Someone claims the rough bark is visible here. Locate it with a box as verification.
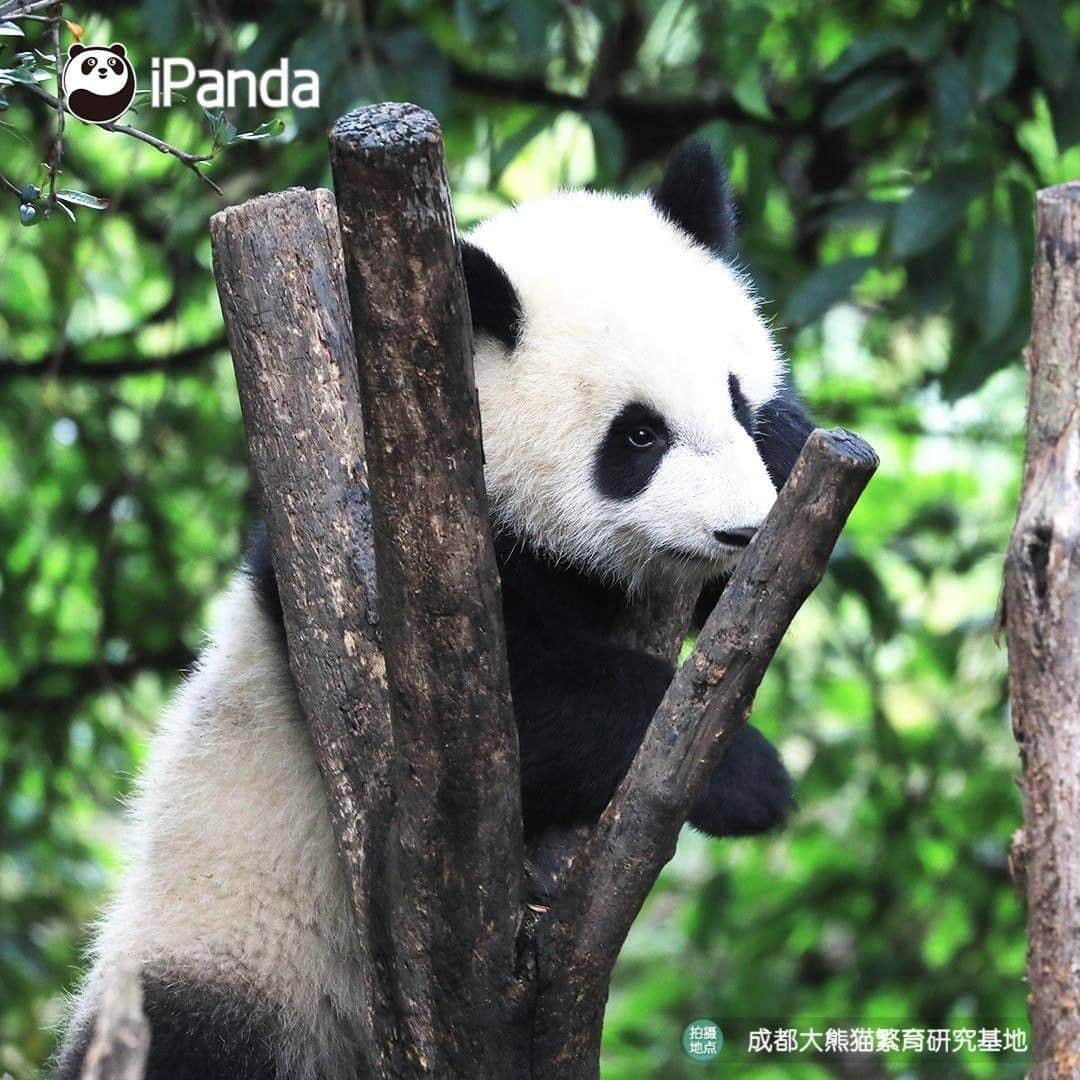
[1005,180,1080,1080]
[328,105,524,1078]
[210,189,400,1076]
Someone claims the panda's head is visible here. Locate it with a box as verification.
[464,141,792,592]
[62,43,136,124]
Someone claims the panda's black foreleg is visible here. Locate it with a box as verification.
[511,636,673,837]
[687,723,795,837]
[509,633,793,839]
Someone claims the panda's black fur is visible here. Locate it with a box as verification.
[54,140,813,1080]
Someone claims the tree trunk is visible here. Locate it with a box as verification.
[329,104,525,1077]
[1006,180,1080,1079]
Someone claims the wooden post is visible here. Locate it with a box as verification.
[329,104,524,1077]
[210,188,401,1076]
[1005,181,1080,1079]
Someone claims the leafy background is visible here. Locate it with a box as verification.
[1,0,1078,1076]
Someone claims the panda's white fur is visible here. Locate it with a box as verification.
[66,578,365,1079]
[59,177,795,1078]
[469,190,782,590]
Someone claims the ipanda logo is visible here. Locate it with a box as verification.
[62,40,319,125]
[62,43,137,124]
[150,57,320,109]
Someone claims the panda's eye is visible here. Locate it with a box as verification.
[82,57,97,73]
[626,427,656,450]
[109,58,121,71]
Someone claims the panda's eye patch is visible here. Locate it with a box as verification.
[82,56,97,73]
[108,57,122,71]
[728,372,754,435]
[594,402,671,500]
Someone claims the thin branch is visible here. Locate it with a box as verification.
[451,61,801,134]
[0,0,60,18]
[0,336,225,379]
[1,646,197,711]
[48,3,63,202]
[19,80,224,195]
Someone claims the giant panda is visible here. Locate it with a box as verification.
[54,140,814,1079]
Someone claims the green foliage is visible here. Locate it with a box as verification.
[2,0,1078,1075]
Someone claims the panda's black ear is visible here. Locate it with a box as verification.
[109,43,127,58]
[651,139,736,256]
[68,43,86,57]
[460,240,521,352]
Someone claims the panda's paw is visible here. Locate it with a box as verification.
[687,724,795,838]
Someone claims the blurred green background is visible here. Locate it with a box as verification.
[2,0,1078,1076]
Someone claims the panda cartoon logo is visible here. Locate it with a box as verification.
[62,42,136,125]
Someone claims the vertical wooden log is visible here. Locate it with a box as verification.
[329,105,524,1077]
[1005,181,1080,1079]
[210,188,401,1076]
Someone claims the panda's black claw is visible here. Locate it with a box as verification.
[687,723,795,838]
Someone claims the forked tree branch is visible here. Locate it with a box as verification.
[528,428,878,1073]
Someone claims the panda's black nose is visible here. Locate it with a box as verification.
[714,527,756,548]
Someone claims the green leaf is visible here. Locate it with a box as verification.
[203,108,227,144]
[969,221,1021,342]
[232,118,285,143]
[54,189,110,210]
[906,3,948,62]
[930,52,972,143]
[823,72,907,129]
[731,63,772,120]
[965,9,1019,101]
[1016,0,1073,90]
[53,199,77,223]
[584,111,624,186]
[904,236,957,315]
[0,53,49,85]
[490,112,551,182]
[891,166,986,258]
[783,257,875,326]
[821,30,909,83]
